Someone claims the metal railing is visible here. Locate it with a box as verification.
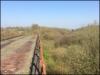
[30,34,46,75]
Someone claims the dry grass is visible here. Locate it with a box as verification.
[1,28,24,41]
[40,24,99,74]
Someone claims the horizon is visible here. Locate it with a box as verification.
[1,23,99,31]
[1,1,99,29]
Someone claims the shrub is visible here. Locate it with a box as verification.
[42,24,99,74]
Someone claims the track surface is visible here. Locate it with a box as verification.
[1,36,24,49]
[1,36,36,74]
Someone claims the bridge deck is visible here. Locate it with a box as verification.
[1,36,37,74]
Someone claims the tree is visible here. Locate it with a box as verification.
[31,24,39,34]
[32,24,39,30]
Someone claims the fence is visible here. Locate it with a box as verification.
[30,34,46,75]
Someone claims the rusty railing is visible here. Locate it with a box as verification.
[30,34,46,75]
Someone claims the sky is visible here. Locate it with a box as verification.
[1,1,99,29]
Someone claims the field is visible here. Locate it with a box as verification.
[40,24,99,74]
[0,23,99,74]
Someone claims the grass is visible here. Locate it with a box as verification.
[1,27,24,41]
[40,24,99,74]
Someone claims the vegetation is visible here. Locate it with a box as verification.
[40,24,99,74]
[1,27,24,41]
[1,23,99,74]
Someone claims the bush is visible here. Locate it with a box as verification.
[42,24,99,74]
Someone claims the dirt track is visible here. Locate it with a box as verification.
[1,41,32,74]
[1,36,36,74]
